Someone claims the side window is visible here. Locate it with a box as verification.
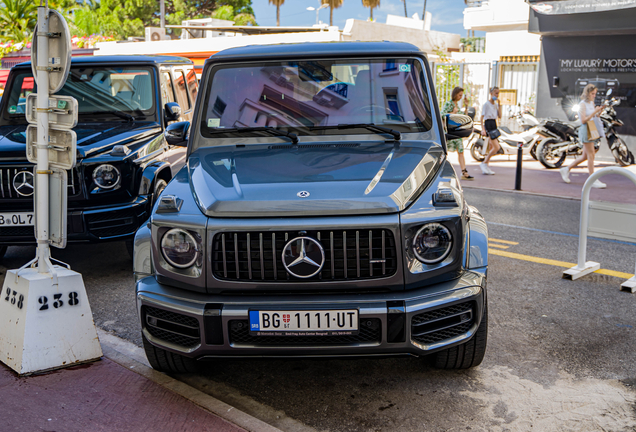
[6,75,35,115]
[185,68,198,104]
[161,71,176,104]
[173,69,191,110]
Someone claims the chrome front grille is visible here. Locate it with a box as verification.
[212,229,398,282]
[0,165,81,199]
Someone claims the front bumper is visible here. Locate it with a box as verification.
[136,270,487,359]
[0,196,150,245]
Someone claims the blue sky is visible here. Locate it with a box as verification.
[251,0,469,36]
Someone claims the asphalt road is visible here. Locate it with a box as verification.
[2,188,636,431]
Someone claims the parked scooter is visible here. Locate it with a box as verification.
[468,120,543,162]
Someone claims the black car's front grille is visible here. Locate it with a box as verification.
[411,302,474,345]
[0,166,81,200]
[0,226,34,237]
[85,208,138,238]
[212,229,398,282]
[229,318,381,346]
[143,306,201,349]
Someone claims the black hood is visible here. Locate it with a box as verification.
[189,141,445,217]
[0,122,162,161]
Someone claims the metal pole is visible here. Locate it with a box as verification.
[160,0,165,28]
[422,0,427,26]
[36,5,50,273]
[514,144,523,190]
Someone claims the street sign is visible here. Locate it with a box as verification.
[30,9,71,94]
[26,125,76,170]
[34,167,67,249]
[26,94,78,129]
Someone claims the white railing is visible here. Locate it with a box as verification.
[563,167,636,292]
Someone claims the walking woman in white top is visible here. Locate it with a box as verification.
[480,87,502,175]
[559,84,607,188]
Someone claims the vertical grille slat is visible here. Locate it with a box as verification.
[212,229,397,282]
[382,231,386,275]
[247,232,252,280]
[343,231,347,280]
[259,233,265,280]
[368,231,373,277]
[221,233,227,278]
[272,233,277,280]
[234,233,239,279]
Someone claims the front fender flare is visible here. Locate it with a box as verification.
[138,161,171,196]
[466,205,488,270]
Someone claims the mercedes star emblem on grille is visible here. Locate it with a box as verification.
[13,171,34,197]
[297,191,310,198]
[282,236,325,278]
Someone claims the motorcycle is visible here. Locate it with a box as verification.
[600,98,635,166]
[536,91,633,168]
[535,118,588,169]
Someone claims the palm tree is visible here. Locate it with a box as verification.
[362,0,380,21]
[268,0,285,27]
[321,0,344,27]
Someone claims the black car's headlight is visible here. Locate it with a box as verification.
[412,223,453,264]
[161,228,200,268]
[92,164,121,189]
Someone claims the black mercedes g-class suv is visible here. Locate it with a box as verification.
[133,42,488,373]
[0,55,198,259]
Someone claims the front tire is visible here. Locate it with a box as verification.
[537,139,567,169]
[470,139,486,162]
[433,304,488,369]
[611,137,633,166]
[142,333,199,373]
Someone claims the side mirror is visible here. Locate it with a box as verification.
[165,121,190,146]
[443,113,473,140]
[165,102,182,123]
[606,88,613,97]
[466,107,476,120]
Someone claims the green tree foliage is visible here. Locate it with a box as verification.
[0,0,256,43]
[0,0,38,43]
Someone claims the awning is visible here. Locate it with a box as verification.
[0,69,9,87]
[528,0,636,15]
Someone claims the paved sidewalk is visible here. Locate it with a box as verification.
[0,333,283,432]
[449,152,636,204]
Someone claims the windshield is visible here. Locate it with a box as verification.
[1,66,156,125]
[199,57,433,140]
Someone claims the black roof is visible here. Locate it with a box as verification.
[206,41,423,64]
[14,54,192,69]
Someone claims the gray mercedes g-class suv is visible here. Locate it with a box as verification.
[133,41,488,373]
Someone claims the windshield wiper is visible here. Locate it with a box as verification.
[206,126,298,144]
[84,111,135,122]
[311,124,401,141]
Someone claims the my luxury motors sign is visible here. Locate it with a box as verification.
[528,0,636,14]
[560,58,636,73]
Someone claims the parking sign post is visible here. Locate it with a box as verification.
[0,4,102,375]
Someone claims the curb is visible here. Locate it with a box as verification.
[97,329,284,432]
[461,184,582,201]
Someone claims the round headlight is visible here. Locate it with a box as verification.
[93,164,121,189]
[413,223,453,264]
[161,228,199,268]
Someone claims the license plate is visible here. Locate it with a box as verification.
[0,212,34,226]
[249,309,359,336]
